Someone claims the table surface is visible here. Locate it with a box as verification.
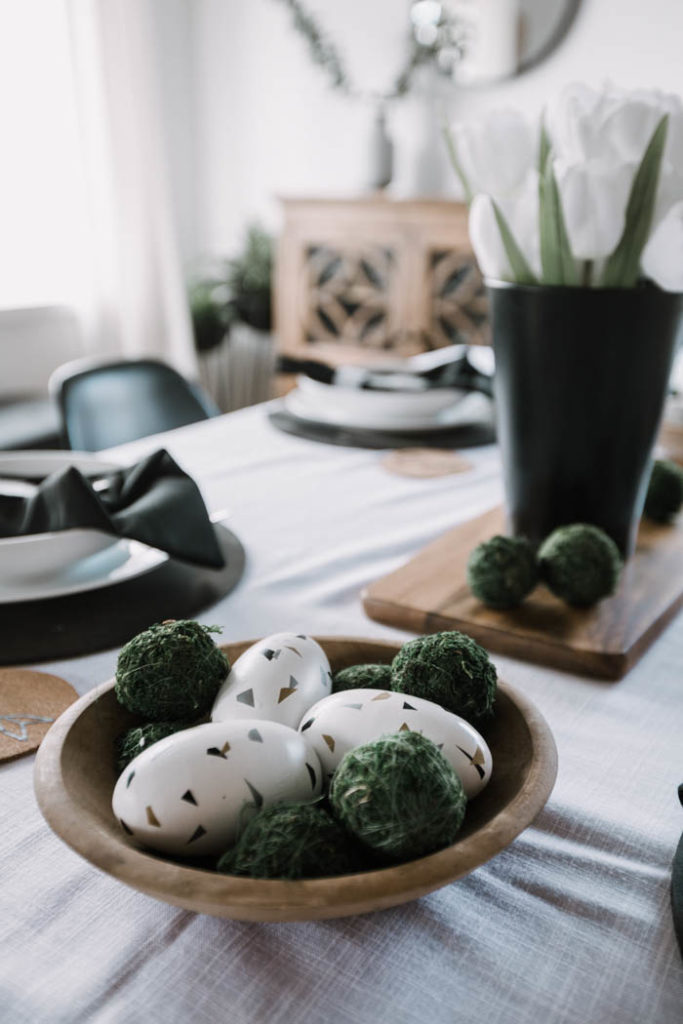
[2,402,682,1024]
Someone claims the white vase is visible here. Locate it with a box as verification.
[389,67,457,199]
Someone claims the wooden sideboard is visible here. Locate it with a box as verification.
[274,197,489,367]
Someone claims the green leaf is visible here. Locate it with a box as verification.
[491,200,539,285]
[601,114,669,288]
[538,120,551,177]
[539,159,579,285]
[442,122,473,204]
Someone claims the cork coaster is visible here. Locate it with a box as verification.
[381,448,473,478]
[0,669,78,763]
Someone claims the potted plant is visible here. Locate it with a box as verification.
[445,85,683,557]
[223,224,273,333]
[188,225,275,411]
[188,279,231,354]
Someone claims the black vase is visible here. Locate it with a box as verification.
[488,281,683,557]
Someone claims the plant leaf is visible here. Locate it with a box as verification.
[539,160,579,285]
[491,200,539,285]
[538,120,551,177]
[442,122,473,204]
[601,114,669,287]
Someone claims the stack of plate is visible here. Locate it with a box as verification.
[0,452,168,602]
[284,375,493,434]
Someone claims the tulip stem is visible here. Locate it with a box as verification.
[582,261,593,287]
[442,121,473,205]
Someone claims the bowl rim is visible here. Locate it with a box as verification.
[296,374,466,403]
[0,527,117,551]
[34,636,558,921]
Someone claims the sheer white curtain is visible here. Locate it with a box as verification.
[68,0,198,378]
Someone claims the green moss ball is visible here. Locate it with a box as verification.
[216,802,361,879]
[333,663,392,693]
[467,534,538,609]
[644,459,683,523]
[538,524,622,607]
[329,731,467,862]
[114,720,192,774]
[114,620,229,720]
[391,631,497,723]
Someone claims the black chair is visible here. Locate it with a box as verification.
[50,357,220,451]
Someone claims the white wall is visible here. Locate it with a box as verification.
[150,0,198,267]
[178,0,683,261]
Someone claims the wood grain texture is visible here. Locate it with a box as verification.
[362,507,683,680]
[274,197,485,356]
[33,637,557,922]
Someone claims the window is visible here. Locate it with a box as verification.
[0,0,88,311]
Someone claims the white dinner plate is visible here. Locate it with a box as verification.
[0,537,168,603]
[295,375,469,425]
[284,386,492,432]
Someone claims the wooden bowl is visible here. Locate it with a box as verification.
[34,637,558,922]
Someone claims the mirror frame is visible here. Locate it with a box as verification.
[517,0,583,76]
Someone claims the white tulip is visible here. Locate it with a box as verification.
[544,83,619,163]
[451,82,683,287]
[469,194,511,280]
[469,172,540,282]
[553,157,634,260]
[654,162,683,226]
[641,200,683,291]
[450,108,534,198]
[545,82,682,167]
[601,91,683,166]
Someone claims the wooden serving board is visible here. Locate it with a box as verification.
[362,507,683,680]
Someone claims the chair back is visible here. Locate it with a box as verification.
[51,358,219,451]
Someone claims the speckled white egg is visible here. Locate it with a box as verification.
[112,719,323,857]
[211,632,332,729]
[299,688,492,798]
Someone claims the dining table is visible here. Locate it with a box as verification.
[1,399,682,1024]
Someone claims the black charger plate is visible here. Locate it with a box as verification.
[268,410,496,450]
[1,525,245,665]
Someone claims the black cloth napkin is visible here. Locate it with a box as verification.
[276,346,494,397]
[0,449,225,569]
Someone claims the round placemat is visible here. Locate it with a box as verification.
[1,525,245,666]
[0,669,78,762]
[381,448,473,478]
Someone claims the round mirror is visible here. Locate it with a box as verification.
[410,0,582,85]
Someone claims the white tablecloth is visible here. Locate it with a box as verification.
[2,403,682,1023]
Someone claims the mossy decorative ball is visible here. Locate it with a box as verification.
[333,663,392,693]
[391,631,497,723]
[114,620,229,720]
[644,459,683,523]
[216,802,362,879]
[329,731,467,862]
[467,534,538,609]
[114,720,192,774]
[538,524,622,607]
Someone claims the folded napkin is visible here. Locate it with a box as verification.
[0,449,225,569]
[277,345,494,397]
